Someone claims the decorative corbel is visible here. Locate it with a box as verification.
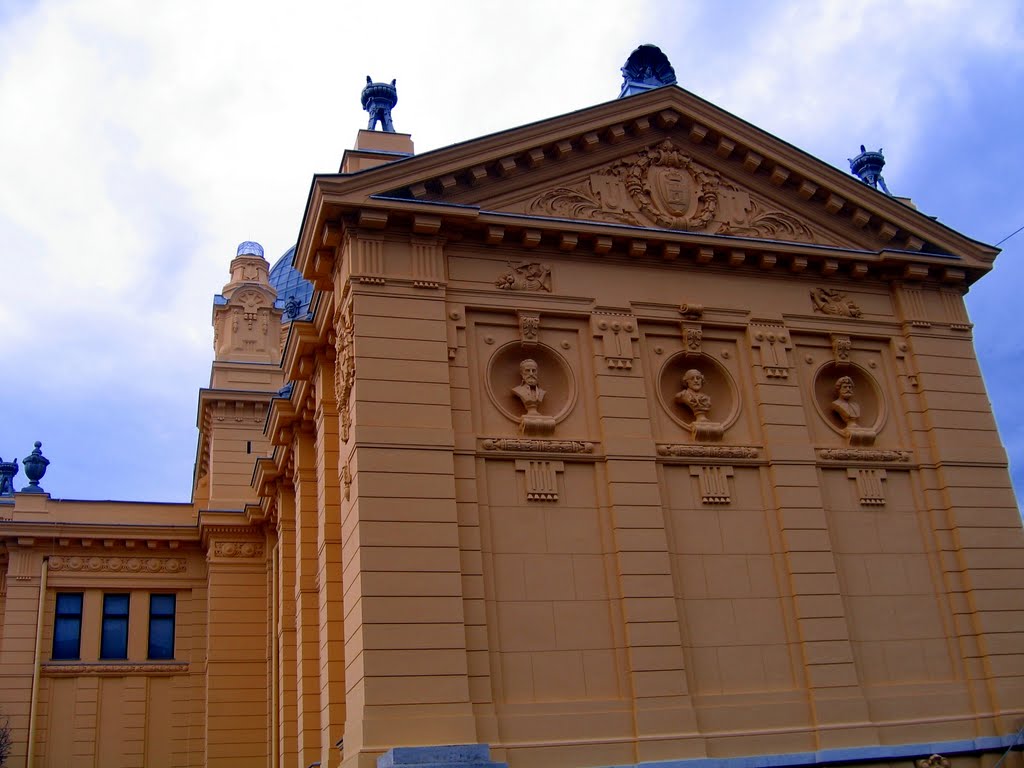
[831,334,852,368]
[518,310,540,348]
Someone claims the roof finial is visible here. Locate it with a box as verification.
[21,441,49,494]
[848,145,892,195]
[362,76,398,132]
[619,44,677,98]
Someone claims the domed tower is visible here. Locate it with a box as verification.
[195,241,289,509]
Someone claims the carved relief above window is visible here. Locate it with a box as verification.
[528,140,823,243]
[495,261,551,292]
[810,288,862,318]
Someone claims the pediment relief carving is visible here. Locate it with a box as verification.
[525,140,835,246]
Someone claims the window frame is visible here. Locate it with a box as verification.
[147,593,176,660]
[99,593,130,660]
[52,592,84,660]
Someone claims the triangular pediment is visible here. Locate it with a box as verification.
[306,86,996,276]
[483,139,847,248]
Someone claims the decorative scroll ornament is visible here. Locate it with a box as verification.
[334,303,355,442]
[496,262,551,292]
[530,141,820,242]
[48,555,187,574]
[916,756,950,768]
[482,438,594,453]
[811,288,862,318]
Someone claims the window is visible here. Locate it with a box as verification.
[148,593,176,660]
[52,592,83,660]
[100,593,130,659]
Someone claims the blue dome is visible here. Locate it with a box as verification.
[269,246,314,322]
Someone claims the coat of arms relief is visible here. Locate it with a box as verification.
[529,140,829,245]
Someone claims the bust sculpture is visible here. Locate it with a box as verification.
[674,368,723,440]
[512,359,555,436]
[831,375,876,445]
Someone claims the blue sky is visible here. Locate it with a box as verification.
[1,1,1022,505]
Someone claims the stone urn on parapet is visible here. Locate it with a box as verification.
[361,76,398,132]
[512,359,556,436]
[21,441,49,494]
[675,369,724,441]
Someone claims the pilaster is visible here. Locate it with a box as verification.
[592,321,699,764]
[748,319,875,747]
[203,522,270,766]
[341,285,476,768]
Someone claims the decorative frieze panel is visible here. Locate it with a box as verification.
[43,662,190,677]
[591,312,638,369]
[818,448,910,463]
[350,234,386,283]
[848,468,886,506]
[482,438,594,454]
[411,239,445,288]
[690,465,734,504]
[211,541,264,559]
[515,459,563,502]
[48,555,187,574]
[940,289,971,330]
[898,285,931,327]
[657,444,758,459]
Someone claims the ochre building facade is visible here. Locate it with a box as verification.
[2,76,1023,768]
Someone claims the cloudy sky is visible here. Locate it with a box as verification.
[2,0,1022,505]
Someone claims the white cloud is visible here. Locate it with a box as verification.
[1,0,1022,502]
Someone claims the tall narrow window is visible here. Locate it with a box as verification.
[100,593,130,659]
[148,593,176,660]
[52,592,83,660]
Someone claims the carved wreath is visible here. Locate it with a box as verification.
[624,141,720,230]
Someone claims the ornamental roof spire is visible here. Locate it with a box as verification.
[619,44,677,98]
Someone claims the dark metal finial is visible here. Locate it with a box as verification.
[0,455,17,496]
[361,76,398,132]
[21,441,49,494]
[848,145,892,195]
[619,44,677,98]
